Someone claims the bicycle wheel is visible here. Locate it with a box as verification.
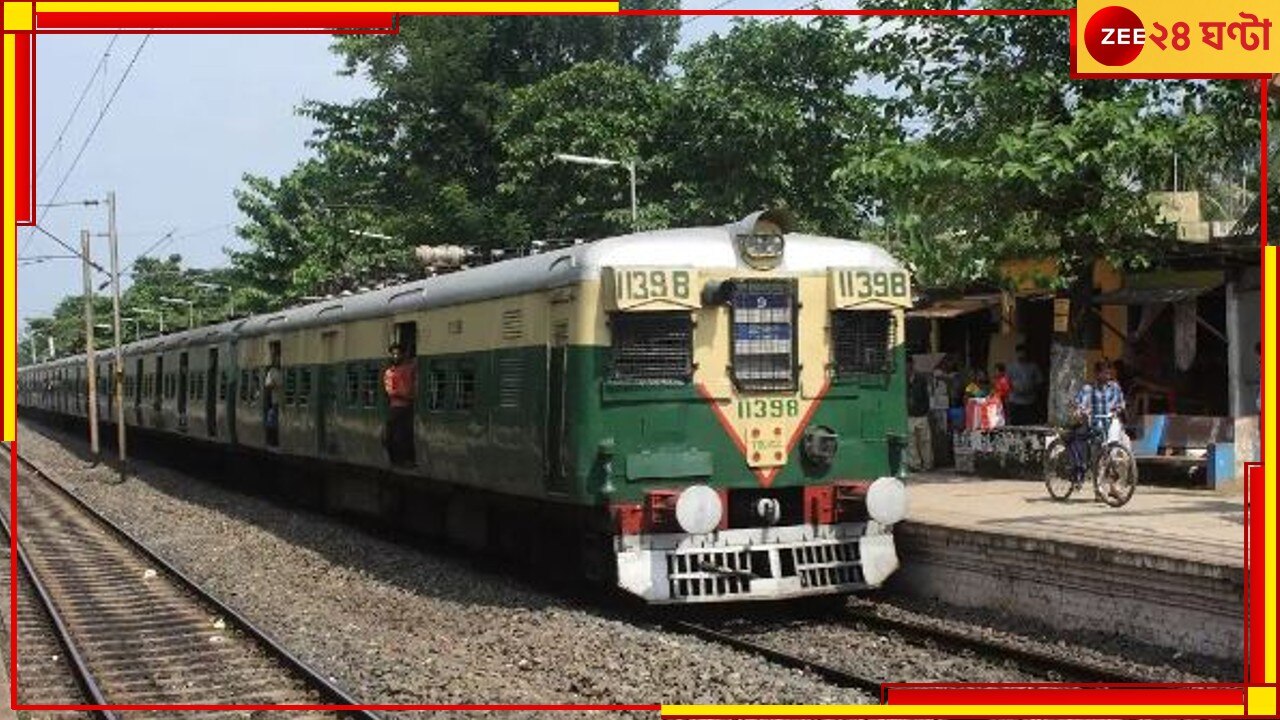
[1043,437,1076,501]
[1094,443,1138,508]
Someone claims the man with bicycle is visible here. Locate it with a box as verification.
[1068,360,1127,493]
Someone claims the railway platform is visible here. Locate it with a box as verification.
[891,472,1245,666]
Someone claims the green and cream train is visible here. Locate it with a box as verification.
[17,211,911,603]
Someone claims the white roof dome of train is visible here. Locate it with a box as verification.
[22,215,905,357]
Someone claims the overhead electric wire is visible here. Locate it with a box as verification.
[30,225,107,275]
[680,0,742,28]
[23,34,150,258]
[40,35,150,218]
[35,35,120,179]
[100,222,234,291]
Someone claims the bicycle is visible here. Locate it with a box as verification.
[1043,413,1138,508]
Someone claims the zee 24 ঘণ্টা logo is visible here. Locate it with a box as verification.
[1083,4,1272,67]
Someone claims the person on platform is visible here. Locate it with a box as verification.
[964,368,990,399]
[1006,345,1043,425]
[382,342,417,467]
[1067,360,1126,491]
[992,363,1012,406]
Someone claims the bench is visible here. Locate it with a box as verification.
[1129,415,1236,488]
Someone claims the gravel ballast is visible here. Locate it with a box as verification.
[11,419,1231,718]
[13,423,875,713]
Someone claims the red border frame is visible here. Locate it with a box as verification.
[3,3,1271,716]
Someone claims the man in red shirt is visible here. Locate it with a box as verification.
[383,342,416,467]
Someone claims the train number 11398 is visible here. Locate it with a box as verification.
[831,268,910,307]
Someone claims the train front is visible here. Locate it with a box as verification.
[587,211,911,603]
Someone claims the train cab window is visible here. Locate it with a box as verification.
[832,310,895,377]
[730,280,797,392]
[608,312,693,385]
[250,369,262,404]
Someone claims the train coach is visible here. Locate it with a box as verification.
[18,210,912,603]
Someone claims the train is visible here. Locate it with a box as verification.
[17,210,911,604]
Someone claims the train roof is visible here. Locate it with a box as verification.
[20,225,903,369]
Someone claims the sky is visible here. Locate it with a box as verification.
[16,1,846,325]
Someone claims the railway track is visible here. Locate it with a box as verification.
[0,443,379,718]
[665,619,885,697]
[666,601,1154,697]
[840,605,1151,684]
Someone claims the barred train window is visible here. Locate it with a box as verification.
[609,312,692,385]
[428,367,448,411]
[284,369,297,406]
[832,310,895,376]
[454,365,476,410]
[361,365,379,408]
[346,365,360,406]
[298,369,312,407]
[731,280,797,391]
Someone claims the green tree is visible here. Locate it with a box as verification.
[231,5,680,298]
[662,16,895,232]
[498,61,672,240]
[856,0,1245,417]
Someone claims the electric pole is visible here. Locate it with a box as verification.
[108,191,127,475]
[82,230,99,458]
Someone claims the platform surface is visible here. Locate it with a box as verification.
[904,472,1245,569]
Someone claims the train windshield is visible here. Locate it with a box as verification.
[730,279,797,392]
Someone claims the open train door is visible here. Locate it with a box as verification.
[206,347,218,437]
[317,329,341,455]
[544,316,570,494]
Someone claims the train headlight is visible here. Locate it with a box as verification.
[675,484,723,535]
[732,208,793,270]
[865,476,908,526]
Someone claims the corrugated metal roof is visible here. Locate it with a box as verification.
[906,294,1001,319]
[1092,286,1216,305]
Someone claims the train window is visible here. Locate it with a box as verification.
[427,365,448,411]
[298,368,312,408]
[239,371,249,402]
[730,280,797,392]
[361,364,379,408]
[346,364,360,406]
[284,369,297,406]
[832,311,895,376]
[608,312,693,385]
[251,369,262,404]
[454,365,476,410]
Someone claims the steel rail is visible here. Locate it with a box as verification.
[2,443,382,719]
[843,608,1153,684]
[0,499,117,719]
[665,619,885,697]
